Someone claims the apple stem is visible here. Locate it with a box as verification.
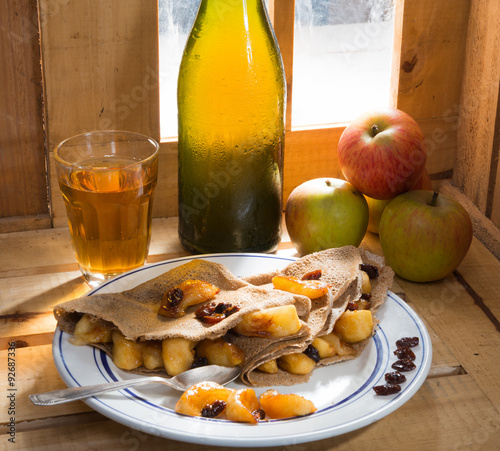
[325,180,332,187]
[371,124,379,136]
[430,191,439,207]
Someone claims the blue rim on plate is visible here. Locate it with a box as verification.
[52,253,432,447]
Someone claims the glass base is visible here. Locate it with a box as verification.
[79,264,144,288]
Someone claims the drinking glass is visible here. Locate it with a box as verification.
[54,130,159,287]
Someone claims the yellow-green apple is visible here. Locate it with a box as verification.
[365,196,390,234]
[285,178,368,256]
[365,167,433,233]
[337,108,427,200]
[379,191,472,282]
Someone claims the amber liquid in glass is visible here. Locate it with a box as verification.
[58,158,157,280]
[177,0,286,253]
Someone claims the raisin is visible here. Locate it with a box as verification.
[360,263,379,279]
[373,384,401,396]
[304,344,320,363]
[302,270,322,280]
[164,287,184,307]
[200,400,227,418]
[361,293,372,301]
[392,358,416,372]
[346,302,359,311]
[396,337,419,348]
[394,346,416,361]
[195,302,240,324]
[252,409,266,421]
[191,356,208,369]
[385,371,407,384]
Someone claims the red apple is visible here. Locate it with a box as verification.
[379,191,472,282]
[411,167,432,190]
[285,178,369,256]
[337,108,427,200]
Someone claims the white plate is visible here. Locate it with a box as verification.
[53,253,432,447]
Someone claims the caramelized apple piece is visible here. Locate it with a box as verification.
[232,305,302,338]
[158,280,220,318]
[259,389,317,419]
[112,330,143,370]
[141,340,163,370]
[196,338,245,367]
[225,389,262,424]
[257,359,279,374]
[333,309,374,343]
[320,332,356,356]
[175,381,234,417]
[272,275,329,299]
[162,337,197,376]
[71,313,112,345]
[361,271,371,294]
[277,352,316,375]
[311,336,336,359]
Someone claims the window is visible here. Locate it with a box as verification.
[158,0,395,138]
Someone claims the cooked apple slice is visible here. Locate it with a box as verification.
[257,359,279,374]
[319,332,356,356]
[141,340,163,370]
[158,280,220,318]
[361,270,371,294]
[277,352,316,375]
[232,304,301,338]
[259,389,317,419]
[196,338,245,367]
[311,336,336,359]
[112,330,143,370]
[175,381,234,417]
[225,389,262,423]
[333,309,374,343]
[71,313,112,345]
[272,275,329,299]
[162,337,197,376]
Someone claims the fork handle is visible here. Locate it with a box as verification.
[29,377,165,406]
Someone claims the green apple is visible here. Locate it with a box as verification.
[379,190,472,282]
[285,178,369,256]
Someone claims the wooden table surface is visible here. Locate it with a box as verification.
[1,217,499,450]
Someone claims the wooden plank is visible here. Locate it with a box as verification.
[6,375,500,450]
[454,0,500,219]
[38,0,160,227]
[0,0,48,219]
[394,0,470,120]
[268,0,295,132]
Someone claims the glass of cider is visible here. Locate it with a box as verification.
[54,130,159,287]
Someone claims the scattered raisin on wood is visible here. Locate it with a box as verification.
[304,344,321,363]
[301,270,322,280]
[201,400,227,418]
[373,384,401,396]
[391,358,416,372]
[394,346,416,361]
[396,337,419,348]
[359,263,379,279]
[385,371,407,384]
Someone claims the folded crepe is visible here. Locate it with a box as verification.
[54,259,313,378]
[53,247,394,387]
[239,247,394,386]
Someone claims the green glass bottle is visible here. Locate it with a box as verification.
[177,0,286,253]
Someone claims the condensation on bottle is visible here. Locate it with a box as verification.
[177,0,286,253]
